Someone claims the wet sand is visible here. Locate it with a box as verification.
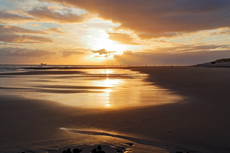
[1,67,230,152]
[130,67,230,152]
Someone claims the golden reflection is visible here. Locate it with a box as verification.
[15,69,183,109]
[104,84,111,108]
[104,78,114,87]
[105,89,112,93]
[93,78,123,88]
[105,103,111,107]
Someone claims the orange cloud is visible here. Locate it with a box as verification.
[108,33,139,45]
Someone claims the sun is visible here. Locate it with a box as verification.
[93,37,127,55]
[85,29,128,55]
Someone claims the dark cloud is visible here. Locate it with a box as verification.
[92,49,116,55]
[41,0,230,38]
[0,24,48,35]
[0,9,33,22]
[108,33,139,45]
[0,34,53,43]
[28,7,90,23]
[62,50,84,57]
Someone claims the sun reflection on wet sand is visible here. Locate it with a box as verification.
[0,68,184,153]
[0,69,183,109]
[105,103,111,107]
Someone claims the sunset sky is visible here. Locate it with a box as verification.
[1,0,230,65]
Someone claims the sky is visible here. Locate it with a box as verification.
[0,0,230,65]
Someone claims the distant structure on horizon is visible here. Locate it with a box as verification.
[41,63,46,66]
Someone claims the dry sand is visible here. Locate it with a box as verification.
[1,67,230,153]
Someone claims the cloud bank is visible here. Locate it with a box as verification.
[41,0,230,38]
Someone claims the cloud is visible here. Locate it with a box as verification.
[153,44,230,53]
[138,33,177,39]
[0,47,55,58]
[114,45,230,65]
[0,9,33,22]
[45,27,66,34]
[0,34,53,43]
[28,7,90,23]
[92,49,116,55]
[30,24,40,27]
[0,24,56,44]
[114,50,230,66]
[46,27,65,34]
[123,50,133,55]
[62,50,84,57]
[41,0,230,38]
[208,28,230,36]
[108,33,139,45]
[0,24,48,35]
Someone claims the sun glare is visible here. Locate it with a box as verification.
[95,40,126,53]
[91,34,127,54]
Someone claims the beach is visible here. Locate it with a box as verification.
[0,66,230,153]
